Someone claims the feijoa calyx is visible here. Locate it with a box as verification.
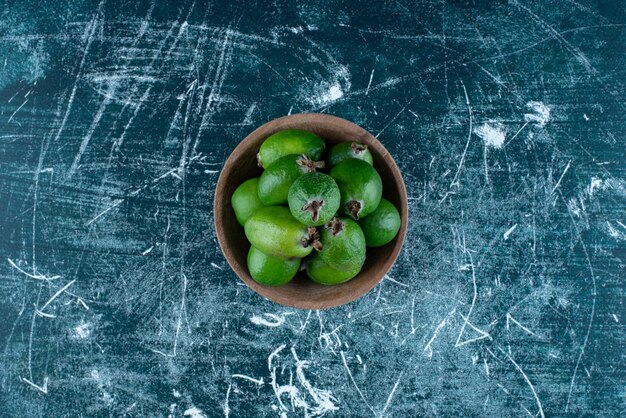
[327,142,374,168]
[330,158,383,220]
[231,177,264,226]
[247,246,300,286]
[257,130,325,169]
[288,172,340,226]
[258,154,325,206]
[244,206,321,259]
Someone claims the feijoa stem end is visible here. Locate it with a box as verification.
[351,142,367,155]
[302,200,324,222]
[325,217,344,236]
[347,200,361,220]
[302,227,323,251]
[296,155,325,172]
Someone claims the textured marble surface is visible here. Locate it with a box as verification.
[0,0,624,416]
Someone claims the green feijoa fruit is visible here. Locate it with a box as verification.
[305,252,361,285]
[247,246,300,286]
[244,206,321,258]
[330,158,383,220]
[358,198,401,247]
[288,173,340,226]
[258,154,325,206]
[231,177,264,226]
[258,130,325,169]
[318,217,366,270]
[327,142,374,168]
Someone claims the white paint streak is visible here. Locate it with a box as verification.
[524,101,551,127]
[291,347,339,415]
[250,313,285,328]
[317,83,343,104]
[52,7,101,144]
[455,242,491,348]
[232,374,264,385]
[375,98,413,138]
[267,344,337,416]
[606,221,626,240]
[365,69,374,95]
[455,313,492,347]
[384,274,409,288]
[86,199,124,226]
[564,196,598,413]
[550,160,571,196]
[242,102,256,124]
[503,224,518,240]
[8,99,28,124]
[340,351,375,414]
[268,345,288,411]
[40,279,76,311]
[474,122,506,149]
[7,259,60,281]
[35,310,56,319]
[449,81,472,188]
[506,313,538,337]
[183,407,206,418]
[424,308,456,358]
[499,347,545,418]
[68,85,115,178]
[114,86,153,151]
[224,384,232,418]
[151,274,187,357]
[381,370,404,416]
[191,28,234,158]
[74,322,91,339]
[587,177,603,196]
[305,63,351,107]
[22,376,48,394]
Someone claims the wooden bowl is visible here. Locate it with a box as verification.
[214,113,408,309]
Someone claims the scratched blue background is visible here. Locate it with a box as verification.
[1,0,624,416]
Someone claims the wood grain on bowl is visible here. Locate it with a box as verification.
[214,113,408,309]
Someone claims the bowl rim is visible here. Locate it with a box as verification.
[214,112,408,309]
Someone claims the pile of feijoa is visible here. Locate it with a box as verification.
[231,129,401,286]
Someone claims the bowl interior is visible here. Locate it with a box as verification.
[214,113,407,309]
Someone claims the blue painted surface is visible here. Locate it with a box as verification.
[0,0,624,416]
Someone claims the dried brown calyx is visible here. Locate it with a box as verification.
[302,200,324,222]
[351,142,368,155]
[325,217,344,236]
[302,227,323,251]
[346,200,362,220]
[296,155,325,172]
